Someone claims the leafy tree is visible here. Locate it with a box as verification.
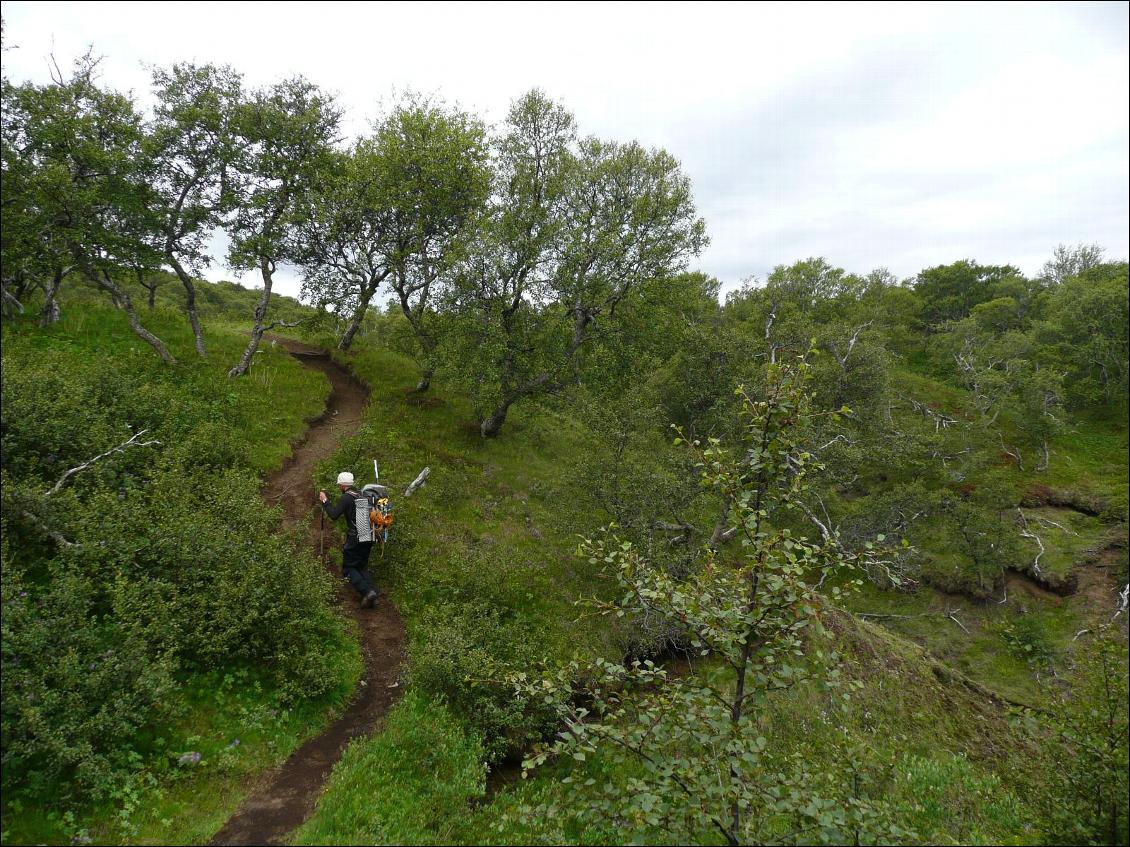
[935,317,1019,426]
[1033,624,1129,845]
[146,62,243,355]
[225,77,341,377]
[1010,361,1065,471]
[297,95,489,368]
[970,296,1021,335]
[1043,262,1129,411]
[1040,242,1106,286]
[515,358,899,845]
[914,259,1023,326]
[942,475,1022,598]
[2,52,174,360]
[445,90,707,436]
[726,259,853,366]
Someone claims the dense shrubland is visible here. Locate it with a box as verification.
[0,295,360,842]
[3,33,1128,847]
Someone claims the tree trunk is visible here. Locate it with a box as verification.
[1037,438,1050,472]
[228,258,274,378]
[415,365,435,393]
[479,403,511,438]
[39,267,65,326]
[478,372,554,438]
[339,273,390,351]
[168,256,207,356]
[709,495,739,550]
[338,302,368,351]
[136,267,157,310]
[94,271,176,364]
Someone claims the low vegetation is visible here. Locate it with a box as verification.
[1,32,1127,847]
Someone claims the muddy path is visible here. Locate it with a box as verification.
[210,339,406,846]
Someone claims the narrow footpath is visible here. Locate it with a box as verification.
[211,339,406,846]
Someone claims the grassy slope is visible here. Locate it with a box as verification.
[7,290,1121,844]
[292,341,618,845]
[846,368,1128,704]
[0,287,362,846]
[290,339,1125,845]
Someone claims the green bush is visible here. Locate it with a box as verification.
[410,598,556,764]
[994,615,1056,665]
[893,752,1026,842]
[0,325,348,806]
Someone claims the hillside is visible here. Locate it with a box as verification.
[284,339,1126,846]
[3,50,1129,844]
[1,285,360,845]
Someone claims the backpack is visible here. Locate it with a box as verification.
[361,483,394,545]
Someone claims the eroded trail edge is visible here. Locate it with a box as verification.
[210,339,406,846]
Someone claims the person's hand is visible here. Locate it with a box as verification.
[318,490,327,504]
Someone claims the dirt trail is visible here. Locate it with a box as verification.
[211,339,406,846]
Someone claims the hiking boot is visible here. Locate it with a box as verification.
[362,590,379,609]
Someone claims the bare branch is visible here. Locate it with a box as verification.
[47,428,162,497]
[20,509,78,548]
[909,398,957,432]
[1030,513,1077,536]
[262,317,308,333]
[403,466,430,497]
[945,607,970,633]
[1015,507,1045,577]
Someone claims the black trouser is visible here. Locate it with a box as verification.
[342,541,376,598]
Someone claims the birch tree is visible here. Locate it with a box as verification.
[447,90,706,437]
[146,62,243,355]
[515,360,901,845]
[296,96,489,370]
[226,77,340,378]
[2,52,174,361]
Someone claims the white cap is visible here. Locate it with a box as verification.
[336,471,354,485]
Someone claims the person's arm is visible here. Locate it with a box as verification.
[322,492,349,519]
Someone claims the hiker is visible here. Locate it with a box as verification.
[319,471,380,608]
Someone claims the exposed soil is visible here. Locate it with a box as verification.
[210,339,406,846]
[1003,569,1065,604]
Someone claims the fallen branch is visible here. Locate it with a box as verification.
[263,317,308,333]
[997,433,1023,470]
[815,433,853,453]
[1015,508,1045,577]
[47,428,162,496]
[944,607,970,633]
[403,467,430,497]
[1030,514,1077,536]
[909,398,957,432]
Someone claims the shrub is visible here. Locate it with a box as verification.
[411,598,556,764]
[0,330,349,805]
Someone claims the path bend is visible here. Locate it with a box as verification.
[210,338,406,846]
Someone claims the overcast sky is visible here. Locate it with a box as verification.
[3,1,1127,298]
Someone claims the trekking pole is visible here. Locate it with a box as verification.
[319,505,324,561]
